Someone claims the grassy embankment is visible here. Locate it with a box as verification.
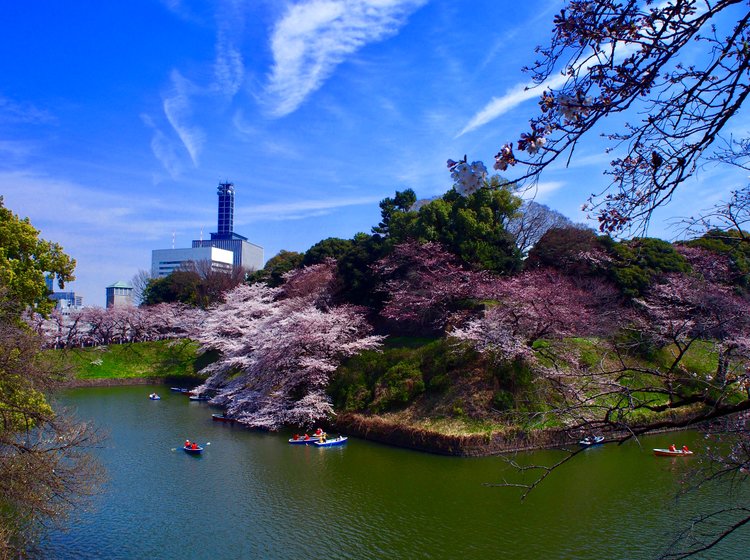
[46,339,213,386]
[50,336,733,448]
[329,335,731,442]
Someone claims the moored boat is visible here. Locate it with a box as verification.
[579,435,604,446]
[653,448,694,457]
[212,413,236,423]
[189,395,209,401]
[314,436,348,447]
[149,393,161,400]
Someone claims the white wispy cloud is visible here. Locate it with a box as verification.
[0,171,200,238]
[459,5,670,138]
[213,1,246,97]
[141,114,185,179]
[163,70,205,165]
[0,140,34,164]
[517,180,566,202]
[264,0,428,117]
[0,95,55,125]
[458,74,567,137]
[237,195,382,222]
[214,36,245,97]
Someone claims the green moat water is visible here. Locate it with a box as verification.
[40,385,749,559]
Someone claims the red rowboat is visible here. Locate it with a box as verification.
[653,448,693,457]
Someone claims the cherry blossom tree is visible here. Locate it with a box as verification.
[446,157,488,197]
[374,241,492,332]
[194,279,382,430]
[486,0,750,234]
[452,268,622,361]
[279,258,338,308]
[674,244,735,286]
[486,269,750,558]
[635,274,750,388]
[29,302,204,349]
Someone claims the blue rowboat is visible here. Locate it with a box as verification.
[579,435,604,446]
[314,436,348,447]
[189,395,209,401]
[149,394,161,400]
[183,445,203,455]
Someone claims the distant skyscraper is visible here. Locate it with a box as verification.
[192,181,263,271]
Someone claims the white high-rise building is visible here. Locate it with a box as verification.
[151,246,235,278]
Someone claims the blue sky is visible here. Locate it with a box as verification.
[1,0,745,307]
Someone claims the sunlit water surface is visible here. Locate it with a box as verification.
[39,385,750,559]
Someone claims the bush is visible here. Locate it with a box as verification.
[371,362,425,412]
[492,390,515,411]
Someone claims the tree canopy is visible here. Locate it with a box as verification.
[0,197,75,316]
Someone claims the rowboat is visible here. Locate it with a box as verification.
[653,448,693,457]
[149,393,161,400]
[211,414,236,423]
[579,435,604,446]
[314,436,348,447]
[189,395,209,401]
[170,387,186,392]
[183,445,203,455]
[288,436,323,445]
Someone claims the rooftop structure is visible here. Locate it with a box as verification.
[106,281,133,308]
[192,181,263,271]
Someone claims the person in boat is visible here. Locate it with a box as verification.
[293,434,300,441]
[315,427,323,436]
[185,439,191,448]
[191,442,198,450]
[669,443,677,452]
[304,434,310,441]
[682,445,689,452]
[320,434,327,443]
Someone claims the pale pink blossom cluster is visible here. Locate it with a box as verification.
[555,92,593,122]
[493,144,516,171]
[636,274,750,385]
[194,266,383,430]
[446,158,487,196]
[452,269,619,363]
[374,241,492,330]
[28,302,203,348]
